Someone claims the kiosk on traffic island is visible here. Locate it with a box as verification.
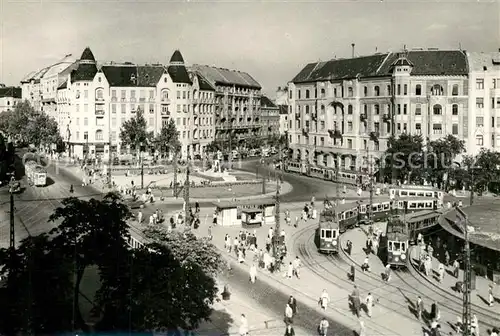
[213,199,276,227]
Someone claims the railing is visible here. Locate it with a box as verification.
[130,98,137,103]
[95,110,105,116]
[161,110,170,116]
[161,98,171,104]
[96,97,105,102]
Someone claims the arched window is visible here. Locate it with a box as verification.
[348,87,353,97]
[95,130,103,140]
[431,84,444,96]
[415,84,422,96]
[161,89,169,100]
[320,88,326,98]
[363,105,368,114]
[348,105,353,114]
[320,105,325,114]
[433,104,442,115]
[305,105,310,114]
[452,85,459,96]
[305,90,310,98]
[452,104,458,115]
[95,88,104,100]
[374,104,380,114]
[363,86,368,97]
[374,86,380,96]
[476,135,484,146]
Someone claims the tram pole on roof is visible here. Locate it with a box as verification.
[273,177,281,260]
[456,206,472,336]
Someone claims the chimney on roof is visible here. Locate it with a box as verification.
[351,43,355,58]
[375,46,378,53]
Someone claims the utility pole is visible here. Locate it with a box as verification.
[457,206,472,336]
[9,176,15,250]
[184,159,190,222]
[469,167,475,206]
[173,150,178,198]
[368,146,374,224]
[108,134,113,188]
[273,179,281,260]
[140,143,144,189]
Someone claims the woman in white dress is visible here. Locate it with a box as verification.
[238,249,245,263]
[249,263,257,283]
[319,289,330,311]
[239,314,248,336]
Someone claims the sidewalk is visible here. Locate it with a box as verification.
[196,278,309,336]
[407,246,499,312]
[189,214,428,336]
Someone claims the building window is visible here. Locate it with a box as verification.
[297,90,301,99]
[432,124,442,134]
[348,87,353,97]
[83,131,88,140]
[149,104,154,114]
[476,117,484,127]
[452,124,458,135]
[111,118,117,127]
[415,104,422,115]
[415,84,422,96]
[95,130,103,140]
[364,86,368,97]
[84,104,88,113]
[320,105,325,114]
[374,86,380,96]
[415,123,421,134]
[397,104,401,115]
[403,104,407,115]
[177,91,181,99]
[149,118,154,126]
[305,90,310,98]
[96,117,104,126]
[363,105,368,114]
[84,90,88,99]
[397,84,401,95]
[305,106,310,114]
[387,85,391,95]
[476,79,484,90]
[96,89,103,100]
[433,104,442,115]
[121,104,126,114]
[347,122,353,132]
[320,88,325,98]
[452,104,458,115]
[476,135,483,146]
[347,139,353,149]
[84,117,88,126]
[374,104,380,115]
[476,98,484,108]
[404,84,408,95]
[333,88,337,97]
[348,105,353,114]
[452,85,459,96]
[112,104,117,114]
[431,84,444,96]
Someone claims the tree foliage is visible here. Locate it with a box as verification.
[0,192,220,334]
[381,134,423,183]
[25,113,63,148]
[143,225,225,275]
[423,135,465,188]
[119,107,152,151]
[0,234,74,335]
[154,118,181,156]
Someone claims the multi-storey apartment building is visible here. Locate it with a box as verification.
[274,86,290,137]
[21,54,76,115]
[288,49,469,171]
[260,96,280,140]
[466,51,500,155]
[189,72,216,155]
[0,86,22,114]
[190,65,262,150]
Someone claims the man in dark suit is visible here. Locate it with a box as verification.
[287,295,297,316]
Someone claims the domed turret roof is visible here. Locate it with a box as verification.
[170,50,185,64]
[80,47,96,62]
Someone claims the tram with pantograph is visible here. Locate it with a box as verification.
[315,209,340,254]
[285,161,370,186]
[384,215,409,268]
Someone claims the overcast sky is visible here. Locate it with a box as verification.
[0,0,498,97]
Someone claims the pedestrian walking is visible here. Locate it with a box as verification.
[471,314,479,336]
[346,240,353,255]
[249,263,257,283]
[438,263,445,283]
[351,263,356,282]
[453,259,460,278]
[239,314,249,336]
[361,256,370,272]
[292,256,301,279]
[488,284,494,307]
[319,289,330,311]
[445,250,450,266]
[284,324,295,336]
[318,318,329,336]
[294,216,299,228]
[384,264,391,281]
[351,286,361,317]
[238,249,245,263]
[288,295,297,316]
[416,296,424,320]
[365,292,373,317]
[137,210,143,224]
[431,301,440,322]
[284,304,293,324]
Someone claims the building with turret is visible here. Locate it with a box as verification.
[288,49,469,171]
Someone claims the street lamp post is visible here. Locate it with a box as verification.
[184,158,191,222]
[66,123,72,159]
[139,142,145,189]
[272,179,281,261]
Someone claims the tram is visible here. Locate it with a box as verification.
[25,159,47,187]
[316,219,339,254]
[384,215,409,267]
[404,209,442,244]
[284,161,369,186]
[389,185,444,202]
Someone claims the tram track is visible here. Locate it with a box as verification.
[292,224,415,336]
[335,232,500,330]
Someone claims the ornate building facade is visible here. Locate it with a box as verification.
[259,96,280,141]
[190,65,262,150]
[288,49,469,171]
[0,86,22,114]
